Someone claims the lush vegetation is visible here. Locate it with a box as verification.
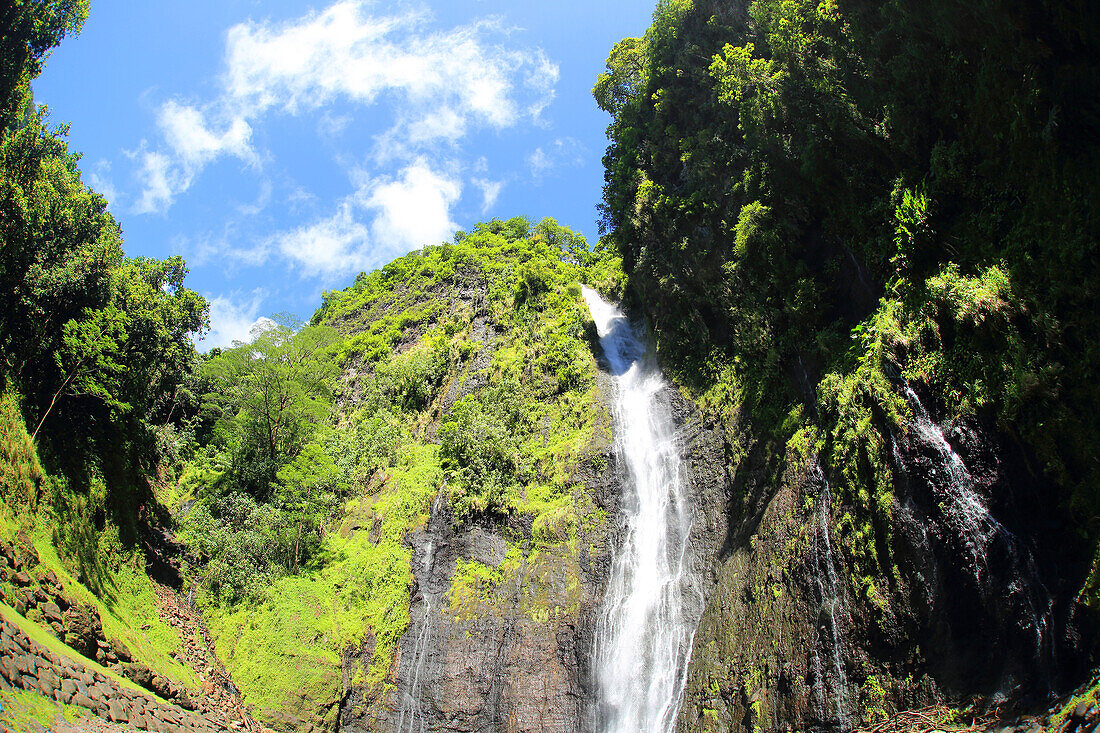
[595,0,1099,600]
[164,216,620,729]
[0,0,208,711]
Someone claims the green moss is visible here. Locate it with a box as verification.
[0,603,149,696]
[0,687,91,730]
[860,675,888,723]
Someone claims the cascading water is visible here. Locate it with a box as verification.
[903,387,1054,681]
[582,286,702,733]
[396,491,444,733]
[809,473,851,729]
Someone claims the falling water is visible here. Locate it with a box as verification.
[903,387,1053,674]
[809,473,851,729]
[396,491,444,733]
[582,286,701,733]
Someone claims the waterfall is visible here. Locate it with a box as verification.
[582,286,702,733]
[809,473,851,729]
[903,387,1053,680]
[396,491,444,733]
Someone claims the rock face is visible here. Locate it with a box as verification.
[676,384,1091,732]
[339,353,730,732]
[339,372,620,733]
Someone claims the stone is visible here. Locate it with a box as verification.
[0,655,18,682]
[12,570,31,586]
[107,697,130,723]
[61,677,78,697]
[41,601,63,624]
[1077,703,1096,721]
[124,660,152,686]
[71,691,95,710]
[111,636,134,662]
[151,674,172,698]
[36,667,60,695]
[14,655,35,675]
[62,603,103,658]
[13,598,26,616]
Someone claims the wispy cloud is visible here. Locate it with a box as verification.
[472,177,503,213]
[527,137,586,178]
[135,1,558,215]
[196,289,271,350]
[273,160,461,279]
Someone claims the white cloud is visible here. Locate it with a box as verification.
[134,151,175,215]
[158,101,254,165]
[135,1,558,214]
[527,136,586,178]
[276,200,373,278]
[472,177,503,213]
[197,290,271,350]
[364,161,461,253]
[273,160,460,279]
[87,160,119,207]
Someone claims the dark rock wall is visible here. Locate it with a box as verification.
[677,386,1091,732]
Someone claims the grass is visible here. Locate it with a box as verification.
[0,602,148,697]
[0,688,91,731]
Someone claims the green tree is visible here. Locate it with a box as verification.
[31,305,128,440]
[0,0,87,125]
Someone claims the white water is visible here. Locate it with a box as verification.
[809,474,850,729]
[582,286,701,733]
[903,387,1052,668]
[396,492,444,733]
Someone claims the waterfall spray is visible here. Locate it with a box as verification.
[583,286,702,733]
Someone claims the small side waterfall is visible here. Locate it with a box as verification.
[809,473,851,729]
[396,492,444,733]
[903,387,1054,685]
[582,286,702,733]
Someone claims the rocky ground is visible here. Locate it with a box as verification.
[0,568,264,733]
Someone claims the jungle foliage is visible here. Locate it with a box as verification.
[596,0,1099,599]
[0,0,208,561]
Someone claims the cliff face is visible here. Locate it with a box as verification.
[340,373,620,733]
[676,385,1090,732]
[335,279,731,733]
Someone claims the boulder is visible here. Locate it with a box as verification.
[41,601,63,624]
[124,660,154,689]
[62,603,103,658]
[107,697,130,723]
[111,636,134,662]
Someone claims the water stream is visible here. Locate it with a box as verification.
[582,286,702,733]
[396,492,444,733]
[903,387,1053,681]
[809,472,851,729]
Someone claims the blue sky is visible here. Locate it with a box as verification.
[34,0,655,348]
